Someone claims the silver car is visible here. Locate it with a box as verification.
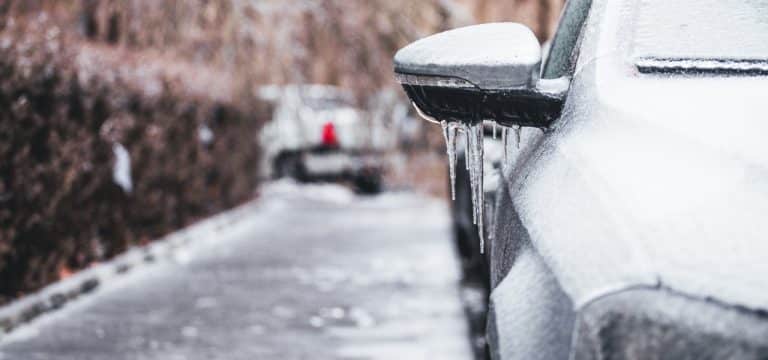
[394,0,768,358]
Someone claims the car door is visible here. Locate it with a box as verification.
[491,0,593,287]
[486,1,595,359]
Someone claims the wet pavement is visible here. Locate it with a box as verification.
[0,182,473,360]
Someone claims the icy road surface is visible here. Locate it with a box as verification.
[0,181,472,360]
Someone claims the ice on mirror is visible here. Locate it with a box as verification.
[436,119,527,253]
[393,23,541,90]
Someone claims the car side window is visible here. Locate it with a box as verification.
[541,0,593,79]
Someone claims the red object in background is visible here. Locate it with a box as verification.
[321,121,339,147]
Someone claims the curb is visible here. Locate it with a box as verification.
[0,199,260,339]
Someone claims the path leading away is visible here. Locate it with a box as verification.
[0,182,472,360]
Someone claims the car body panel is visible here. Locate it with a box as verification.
[487,183,575,360]
[390,0,768,356]
[484,0,768,357]
[498,0,768,317]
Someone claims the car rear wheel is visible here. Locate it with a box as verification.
[274,152,307,181]
[353,172,382,195]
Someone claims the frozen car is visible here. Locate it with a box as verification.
[394,0,768,359]
[259,85,385,193]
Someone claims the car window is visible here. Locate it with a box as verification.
[541,0,593,79]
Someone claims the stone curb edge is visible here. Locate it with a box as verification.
[0,199,260,339]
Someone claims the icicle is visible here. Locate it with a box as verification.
[501,127,509,165]
[464,126,471,171]
[440,120,449,145]
[464,122,485,253]
[514,125,522,149]
[464,124,476,225]
[488,199,496,246]
[438,120,487,253]
[447,124,458,201]
[441,121,458,201]
[472,123,485,253]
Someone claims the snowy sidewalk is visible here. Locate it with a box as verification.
[0,182,472,360]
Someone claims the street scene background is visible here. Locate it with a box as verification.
[1,1,561,359]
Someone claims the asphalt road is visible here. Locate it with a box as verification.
[0,182,473,360]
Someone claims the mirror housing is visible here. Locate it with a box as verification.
[394,23,567,128]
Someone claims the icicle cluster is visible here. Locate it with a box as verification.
[438,121,524,254]
[439,120,485,253]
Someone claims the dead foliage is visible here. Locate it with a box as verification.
[0,14,269,301]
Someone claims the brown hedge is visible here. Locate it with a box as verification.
[0,19,269,302]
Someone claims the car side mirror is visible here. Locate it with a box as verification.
[394,23,568,129]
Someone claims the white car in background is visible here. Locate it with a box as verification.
[259,85,387,193]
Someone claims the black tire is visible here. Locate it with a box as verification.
[354,172,382,195]
[274,152,307,181]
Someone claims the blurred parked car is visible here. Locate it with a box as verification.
[395,0,768,358]
[259,85,386,193]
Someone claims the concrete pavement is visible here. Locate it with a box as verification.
[0,182,473,360]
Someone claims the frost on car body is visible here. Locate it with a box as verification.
[394,0,768,358]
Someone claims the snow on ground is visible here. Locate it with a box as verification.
[0,183,471,360]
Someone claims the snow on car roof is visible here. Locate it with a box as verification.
[394,23,541,89]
